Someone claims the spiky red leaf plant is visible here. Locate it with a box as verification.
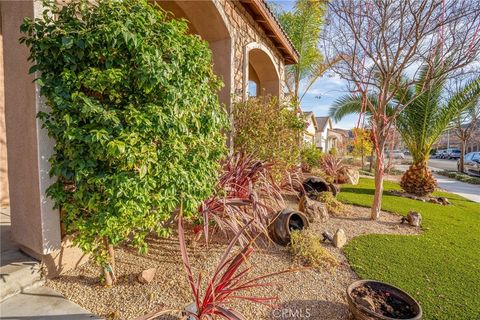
[178,215,293,320]
[200,153,285,245]
[320,154,345,183]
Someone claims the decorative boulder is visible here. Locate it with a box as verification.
[333,228,347,248]
[138,268,156,284]
[336,167,359,185]
[437,197,450,205]
[299,195,329,223]
[401,211,422,227]
[322,231,334,242]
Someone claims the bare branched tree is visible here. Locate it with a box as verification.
[324,0,480,219]
[453,103,480,172]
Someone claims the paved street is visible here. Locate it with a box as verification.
[427,158,458,171]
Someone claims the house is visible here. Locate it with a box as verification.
[303,112,317,146]
[314,116,350,153]
[0,0,298,275]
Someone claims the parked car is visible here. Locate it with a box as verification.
[388,150,405,160]
[458,152,480,176]
[446,148,461,159]
[435,149,446,158]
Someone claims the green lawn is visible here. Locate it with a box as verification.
[337,178,480,320]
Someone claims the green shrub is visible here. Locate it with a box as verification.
[21,0,227,277]
[301,146,323,171]
[233,97,304,179]
[316,192,348,216]
[290,229,338,271]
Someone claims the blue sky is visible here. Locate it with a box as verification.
[273,1,358,129]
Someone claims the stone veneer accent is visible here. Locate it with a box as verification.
[220,0,286,100]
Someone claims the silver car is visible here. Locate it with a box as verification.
[458,152,480,177]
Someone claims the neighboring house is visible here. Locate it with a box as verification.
[314,116,352,154]
[303,112,317,146]
[315,116,333,152]
[0,0,298,275]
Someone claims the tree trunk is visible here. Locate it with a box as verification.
[371,154,384,220]
[361,144,365,169]
[369,148,374,172]
[460,139,466,172]
[103,237,116,286]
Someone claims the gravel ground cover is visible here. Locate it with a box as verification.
[47,198,419,320]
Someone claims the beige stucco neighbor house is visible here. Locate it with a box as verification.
[0,0,298,275]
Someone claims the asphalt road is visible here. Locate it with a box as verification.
[427,158,458,171]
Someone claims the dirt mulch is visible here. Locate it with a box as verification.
[46,204,419,320]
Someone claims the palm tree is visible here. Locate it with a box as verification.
[278,0,342,106]
[330,63,480,196]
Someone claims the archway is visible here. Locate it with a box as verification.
[244,43,280,99]
[154,0,232,108]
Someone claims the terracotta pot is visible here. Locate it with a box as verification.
[268,209,309,246]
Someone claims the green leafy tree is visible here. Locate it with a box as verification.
[301,145,323,172]
[351,128,373,169]
[233,97,304,179]
[21,0,227,285]
[330,62,480,196]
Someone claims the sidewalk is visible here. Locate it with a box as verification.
[433,174,480,203]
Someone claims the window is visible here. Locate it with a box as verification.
[248,80,258,97]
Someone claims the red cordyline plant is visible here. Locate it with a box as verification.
[179,215,291,320]
[279,167,305,195]
[320,154,344,183]
[199,153,284,245]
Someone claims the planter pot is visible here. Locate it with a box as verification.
[346,280,422,320]
[303,176,338,197]
[268,209,309,246]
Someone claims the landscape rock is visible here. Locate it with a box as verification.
[299,195,329,223]
[333,228,347,248]
[138,268,156,284]
[401,211,422,227]
[336,168,359,185]
[437,197,450,205]
[322,231,333,242]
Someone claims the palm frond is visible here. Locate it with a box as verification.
[329,93,378,122]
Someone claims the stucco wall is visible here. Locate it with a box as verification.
[0,19,8,207]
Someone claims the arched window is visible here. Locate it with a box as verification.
[248,80,258,97]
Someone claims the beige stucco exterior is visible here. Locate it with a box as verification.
[0,0,295,276]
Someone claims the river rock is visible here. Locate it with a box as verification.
[337,168,360,185]
[333,228,347,248]
[138,268,156,284]
[299,195,329,222]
